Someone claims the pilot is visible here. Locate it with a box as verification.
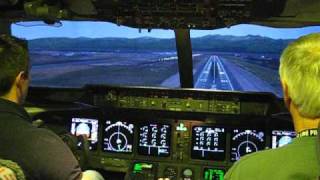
[0,35,104,180]
[225,33,320,179]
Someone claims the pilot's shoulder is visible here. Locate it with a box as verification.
[16,127,81,179]
[23,127,78,164]
[234,148,279,167]
[25,127,65,145]
[225,147,290,180]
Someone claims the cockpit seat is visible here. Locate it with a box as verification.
[0,159,25,180]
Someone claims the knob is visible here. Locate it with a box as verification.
[183,168,193,177]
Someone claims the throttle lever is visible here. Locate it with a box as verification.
[77,134,91,170]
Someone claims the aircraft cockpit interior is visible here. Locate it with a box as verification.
[1,0,320,179]
[26,85,296,179]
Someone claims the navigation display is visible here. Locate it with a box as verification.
[103,120,134,153]
[272,130,296,149]
[70,118,99,150]
[191,126,226,160]
[138,123,171,157]
[231,129,265,161]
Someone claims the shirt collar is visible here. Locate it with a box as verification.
[0,98,31,122]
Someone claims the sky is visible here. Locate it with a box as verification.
[11,21,320,40]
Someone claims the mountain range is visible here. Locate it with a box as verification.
[28,35,293,54]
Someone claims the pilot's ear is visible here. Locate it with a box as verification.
[281,80,291,109]
[15,71,28,88]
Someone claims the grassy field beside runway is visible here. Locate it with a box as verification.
[31,52,208,88]
[221,55,282,96]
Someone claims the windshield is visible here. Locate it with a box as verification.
[11,21,320,97]
[12,21,180,88]
[190,25,320,97]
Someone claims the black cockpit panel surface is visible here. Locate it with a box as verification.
[25,86,293,180]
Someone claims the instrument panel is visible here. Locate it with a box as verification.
[30,85,295,180]
[103,120,134,153]
[66,116,295,180]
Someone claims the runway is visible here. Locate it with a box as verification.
[195,55,234,90]
[194,55,280,96]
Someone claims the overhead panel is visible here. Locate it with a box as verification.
[90,0,287,29]
[3,0,320,29]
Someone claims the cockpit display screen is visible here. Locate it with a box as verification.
[271,130,296,149]
[191,126,226,160]
[103,120,134,153]
[231,129,265,161]
[70,118,99,150]
[138,123,171,157]
[203,168,225,180]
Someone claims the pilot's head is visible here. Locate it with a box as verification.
[0,35,30,105]
[279,33,320,119]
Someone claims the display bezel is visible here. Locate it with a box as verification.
[191,125,226,161]
[102,120,135,154]
[230,128,266,162]
[63,108,103,151]
[271,130,296,149]
[137,123,172,157]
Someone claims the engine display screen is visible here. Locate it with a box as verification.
[138,123,171,157]
[231,129,265,161]
[103,120,134,153]
[272,130,296,149]
[203,168,225,180]
[191,126,226,160]
[70,118,99,150]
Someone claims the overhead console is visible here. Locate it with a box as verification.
[29,85,294,180]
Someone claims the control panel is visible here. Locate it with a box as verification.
[68,117,295,180]
[34,86,293,180]
[88,85,274,116]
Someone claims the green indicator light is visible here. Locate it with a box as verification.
[205,171,209,180]
[210,169,214,180]
[141,163,153,169]
[176,123,188,131]
[133,163,142,173]
[204,168,225,180]
[216,170,224,179]
[133,163,153,173]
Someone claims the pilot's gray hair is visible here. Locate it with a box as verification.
[279,33,320,118]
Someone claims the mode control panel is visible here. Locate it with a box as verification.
[89,85,273,115]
